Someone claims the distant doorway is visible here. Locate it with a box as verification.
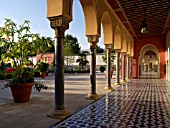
[139,44,160,78]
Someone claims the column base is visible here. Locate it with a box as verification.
[86,93,100,100]
[121,79,127,83]
[104,86,114,91]
[114,82,121,86]
[47,108,71,119]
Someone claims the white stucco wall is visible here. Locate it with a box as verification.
[66,54,106,66]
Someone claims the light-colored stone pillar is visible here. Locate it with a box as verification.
[104,44,113,91]
[47,16,70,118]
[126,56,130,81]
[86,35,100,100]
[121,53,126,83]
[114,51,121,86]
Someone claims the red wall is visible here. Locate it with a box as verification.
[133,37,166,79]
[36,54,54,64]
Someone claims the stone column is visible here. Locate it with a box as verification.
[126,56,130,81]
[86,35,100,100]
[104,44,113,91]
[129,56,133,79]
[48,16,70,118]
[121,53,126,83]
[114,51,121,86]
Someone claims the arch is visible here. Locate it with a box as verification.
[138,44,160,78]
[130,41,134,56]
[126,37,131,55]
[101,11,113,45]
[80,0,99,35]
[121,33,127,53]
[114,24,122,50]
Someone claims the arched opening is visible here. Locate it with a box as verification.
[101,11,113,45]
[114,24,122,50]
[139,44,160,78]
[80,0,99,36]
[121,33,127,53]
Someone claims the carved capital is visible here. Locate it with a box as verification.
[48,16,70,29]
[87,35,100,48]
[105,44,113,49]
[48,16,70,38]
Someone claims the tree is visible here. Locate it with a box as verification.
[96,44,104,53]
[76,51,89,70]
[64,34,81,55]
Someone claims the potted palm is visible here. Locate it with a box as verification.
[0,19,53,103]
[76,51,89,70]
[37,62,49,78]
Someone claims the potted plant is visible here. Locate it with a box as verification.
[37,62,49,78]
[99,66,106,73]
[0,19,53,103]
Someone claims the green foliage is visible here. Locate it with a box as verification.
[76,51,89,70]
[96,44,104,53]
[37,62,49,72]
[0,18,50,91]
[99,66,106,72]
[64,34,81,55]
[73,66,82,71]
[0,69,6,80]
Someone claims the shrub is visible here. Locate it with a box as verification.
[100,66,106,72]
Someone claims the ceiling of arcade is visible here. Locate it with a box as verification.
[107,0,170,39]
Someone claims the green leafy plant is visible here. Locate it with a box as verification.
[37,62,49,73]
[0,18,53,91]
[76,51,89,70]
[99,66,106,73]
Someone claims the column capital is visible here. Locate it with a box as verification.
[121,52,126,55]
[105,44,113,49]
[115,49,121,53]
[87,35,100,48]
[48,16,70,38]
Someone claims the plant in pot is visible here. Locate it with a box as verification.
[0,18,54,103]
[37,62,49,78]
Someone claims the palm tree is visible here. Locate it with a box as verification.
[76,51,89,70]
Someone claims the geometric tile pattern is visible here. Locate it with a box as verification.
[52,79,170,128]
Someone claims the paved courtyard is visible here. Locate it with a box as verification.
[1,73,170,128]
[0,72,117,128]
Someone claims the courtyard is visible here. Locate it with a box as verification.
[0,72,117,128]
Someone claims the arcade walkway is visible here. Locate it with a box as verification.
[52,79,170,128]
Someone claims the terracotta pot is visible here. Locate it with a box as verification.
[10,82,35,103]
[40,72,46,78]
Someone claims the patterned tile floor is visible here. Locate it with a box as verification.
[51,79,170,128]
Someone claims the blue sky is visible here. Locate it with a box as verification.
[0,0,104,50]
